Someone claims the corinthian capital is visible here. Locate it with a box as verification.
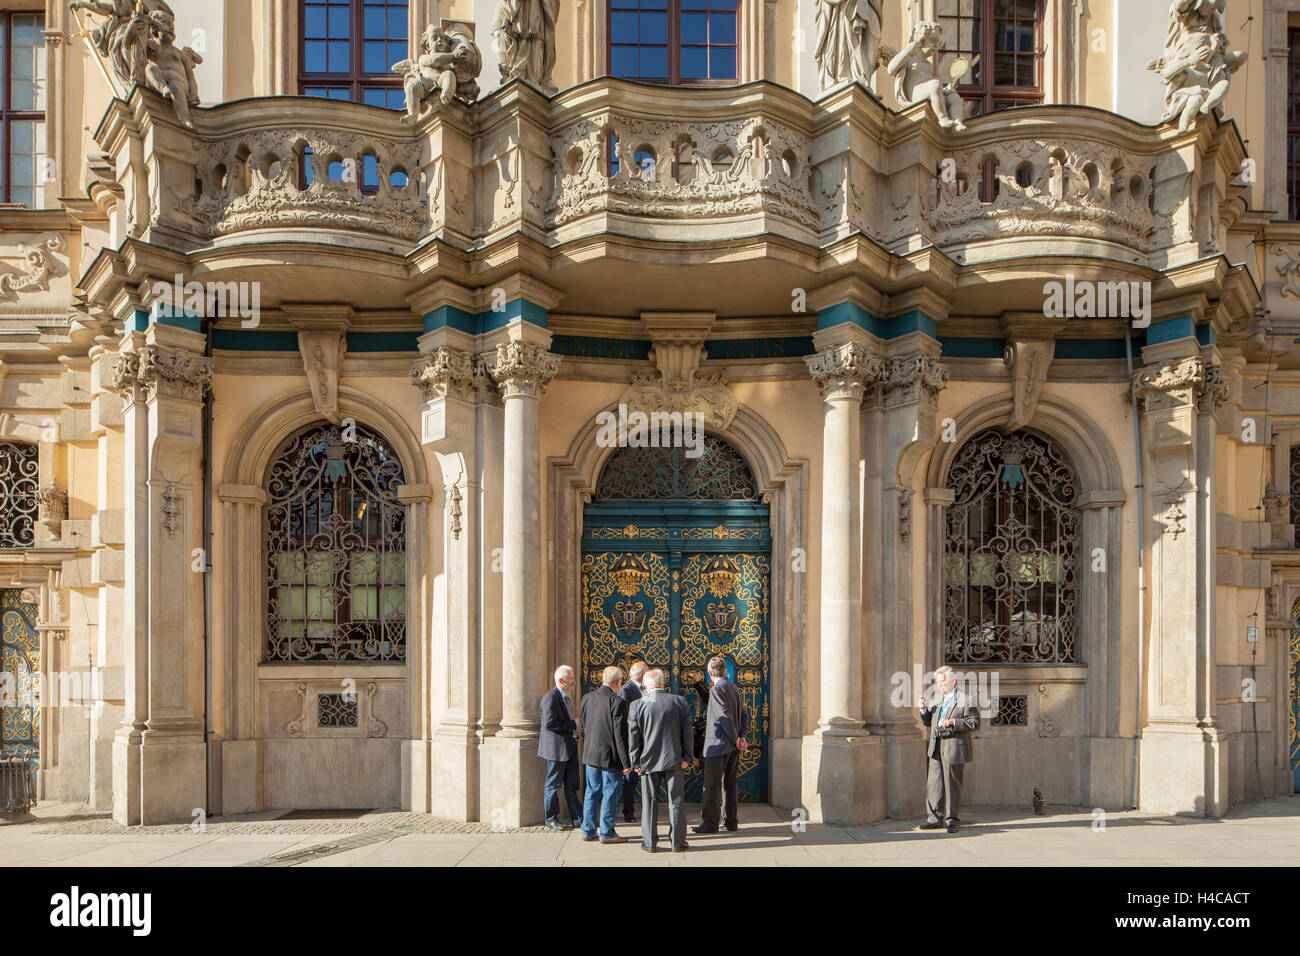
[881,352,949,407]
[805,342,883,403]
[1133,356,1226,414]
[136,345,214,402]
[111,350,145,406]
[485,341,561,400]
[411,347,477,403]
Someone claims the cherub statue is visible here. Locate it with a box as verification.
[141,7,202,129]
[393,20,482,122]
[887,20,969,132]
[1147,0,1244,133]
[70,1,203,128]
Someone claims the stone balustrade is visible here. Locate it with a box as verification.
[88,83,1244,270]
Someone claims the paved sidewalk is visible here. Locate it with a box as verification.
[2,796,1298,866]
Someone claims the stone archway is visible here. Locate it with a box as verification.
[548,403,808,805]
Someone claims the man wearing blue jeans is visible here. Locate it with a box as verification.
[578,665,632,844]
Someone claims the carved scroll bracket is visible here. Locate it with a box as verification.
[285,306,350,425]
[621,312,738,429]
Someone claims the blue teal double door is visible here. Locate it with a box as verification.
[581,500,771,802]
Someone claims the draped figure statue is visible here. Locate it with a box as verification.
[1147,0,1244,133]
[814,0,883,93]
[491,0,561,95]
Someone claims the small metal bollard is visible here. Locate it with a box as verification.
[0,754,35,814]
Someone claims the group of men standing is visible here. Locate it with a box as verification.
[538,657,749,852]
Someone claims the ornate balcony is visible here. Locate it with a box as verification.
[90,81,1245,273]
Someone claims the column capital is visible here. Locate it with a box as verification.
[805,342,883,404]
[1133,355,1227,415]
[485,341,561,400]
[411,346,478,404]
[112,343,213,405]
[880,351,949,408]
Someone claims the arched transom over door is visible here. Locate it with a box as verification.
[582,435,770,802]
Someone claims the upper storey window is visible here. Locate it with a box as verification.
[300,0,408,108]
[937,0,1043,119]
[609,0,737,85]
[2,12,46,208]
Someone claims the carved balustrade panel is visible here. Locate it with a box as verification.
[546,112,817,232]
[930,139,1170,252]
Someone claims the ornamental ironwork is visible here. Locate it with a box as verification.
[0,443,38,548]
[317,693,359,728]
[991,695,1029,726]
[264,422,407,663]
[1290,444,1300,547]
[595,435,757,500]
[943,429,1080,665]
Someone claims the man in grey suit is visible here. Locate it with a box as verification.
[618,659,648,822]
[917,665,980,833]
[627,668,693,853]
[694,656,748,834]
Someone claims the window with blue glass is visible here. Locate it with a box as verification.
[609,0,737,85]
[300,0,408,108]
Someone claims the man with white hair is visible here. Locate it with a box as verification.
[578,664,632,844]
[628,668,693,852]
[538,665,581,831]
[618,660,649,822]
[917,665,980,833]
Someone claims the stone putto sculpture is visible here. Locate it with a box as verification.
[886,20,969,132]
[392,19,483,121]
[814,0,883,93]
[491,0,560,94]
[70,0,203,129]
[1148,0,1244,134]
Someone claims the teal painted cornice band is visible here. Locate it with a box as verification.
[1145,315,1213,347]
[421,298,550,336]
[816,303,937,340]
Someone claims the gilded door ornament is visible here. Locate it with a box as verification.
[0,589,40,791]
[1290,596,1300,792]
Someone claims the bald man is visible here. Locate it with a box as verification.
[578,665,632,844]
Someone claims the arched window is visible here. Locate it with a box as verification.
[264,422,406,663]
[936,0,1043,119]
[0,442,38,549]
[609,0,737,85]
[943,428,1079,664]
[299,0,408,108]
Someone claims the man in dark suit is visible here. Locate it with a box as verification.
[538,665,581,831]
[618,660,648,822]
[628,668,693,853]
[694,656,748,834]
[578,665,632,844]
[917,665,980,833]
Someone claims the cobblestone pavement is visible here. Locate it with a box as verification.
[2,795,1297,866]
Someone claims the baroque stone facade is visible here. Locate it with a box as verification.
[0,0,1293,829]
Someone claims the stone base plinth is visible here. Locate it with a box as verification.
[139,735,206,825]
[429,731,481,821]
[220,739,257,815]
[479,735,546,828]
[1139,727,1228,817]
[800,732,884,826]
[112,732,141,825]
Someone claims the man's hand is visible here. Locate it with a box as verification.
[622,768,631,777]
[941,717,955,728]
[636,767,644,774]
[916,697,928,710]
[737,737,748,751]
[680,760,688,770]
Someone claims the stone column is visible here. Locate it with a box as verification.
[1133,346,1228,817]
[801,334,882,825]
[869,346,948,818]
[111,327,213,824]
[480,339,559,827]
[411,342,482,819]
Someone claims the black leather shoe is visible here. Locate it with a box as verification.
[916,822,944,830]
[624,813,635,823]
[672,842,689,852]
[692,825,718,834]
[946,822,959,833]
[640,844,656,853]
[545,820,567,831]
[725,822,739,832]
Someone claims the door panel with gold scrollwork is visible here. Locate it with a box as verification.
[581,537,770,803]
[1291,596,1300,792]
[0,589,39,791]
